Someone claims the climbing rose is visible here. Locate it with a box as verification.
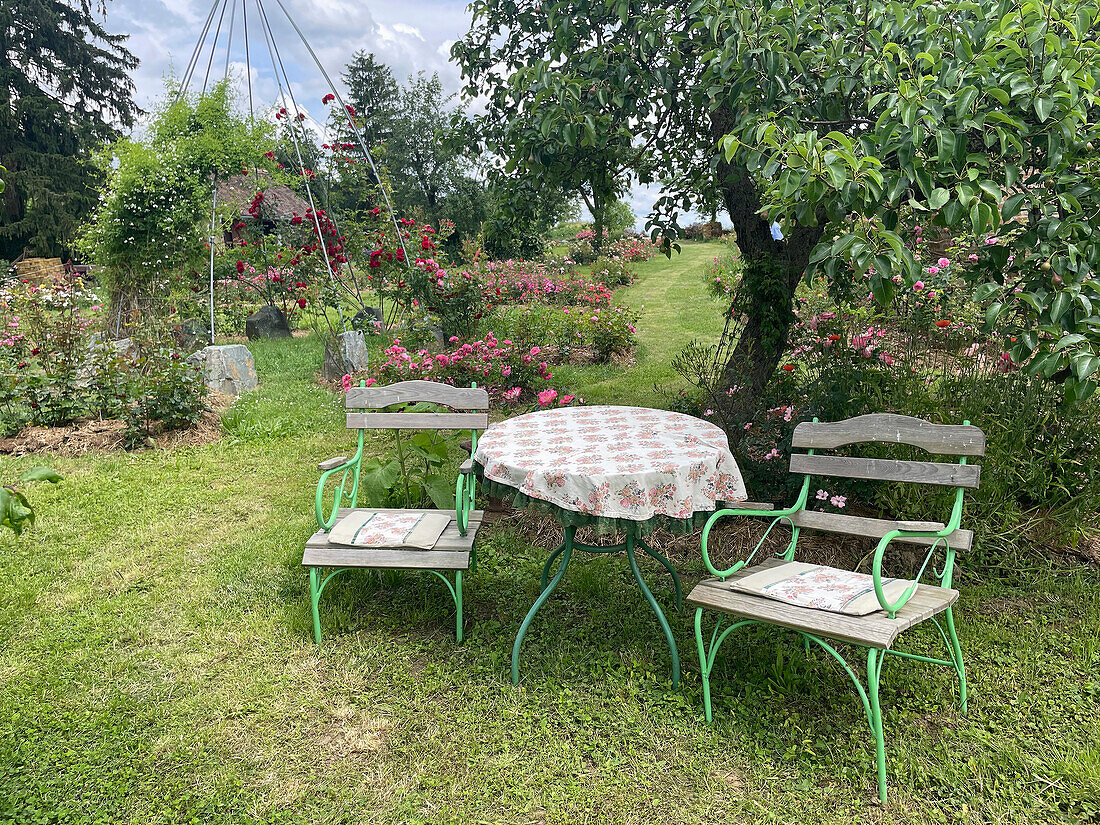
[937,257,950,267]
[322,93,335,104]
[341,374,352,391]
[297,298,307,308]
[236,260,245,274]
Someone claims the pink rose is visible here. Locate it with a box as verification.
[937,257,950,267]
[913,281,925,291]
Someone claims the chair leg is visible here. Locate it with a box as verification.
[455,570,464,643]
[694,608,713,723]
[310,567,323,644]
[944,606,967,714]
[867,648,887,803]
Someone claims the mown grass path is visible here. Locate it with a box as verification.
[558,241,728,406]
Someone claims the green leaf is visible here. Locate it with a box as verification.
[928,188,950,210]
[1053,333,1088,352]
[1073,354,1100,381]
[974,283,1001,303]
[1034,97,1053,122]
[19,467,62,484]
[424,475,457,510]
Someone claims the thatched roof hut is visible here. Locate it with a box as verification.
[215,170,312,222]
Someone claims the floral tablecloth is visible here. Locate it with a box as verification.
[474,406,748,534]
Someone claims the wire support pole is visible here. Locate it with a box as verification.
[173,0,223,107]
[269,0,413,273]
[201,0,232,97]
[208,182,219,345]
[253,0,343,325]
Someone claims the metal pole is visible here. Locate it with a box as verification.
[209,181,218,345]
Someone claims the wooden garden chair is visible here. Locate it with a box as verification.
[303,380,487,643]
[687,414,985,802]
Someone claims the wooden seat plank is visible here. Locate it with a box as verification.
[686,558,958,649]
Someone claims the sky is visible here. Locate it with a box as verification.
[101,0,684,231]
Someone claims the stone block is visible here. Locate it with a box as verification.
[187,344,258,395]
[322,330,370,380]
[245,304,291,340]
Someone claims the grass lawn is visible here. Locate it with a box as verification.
[555,241,729,406]
[2,243,1098,824]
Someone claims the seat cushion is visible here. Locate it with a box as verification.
[304,509,483,571]
[728,561,912,616]
[329,510,451,550]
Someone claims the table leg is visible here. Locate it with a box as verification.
[540,540,567,592]
[626,535,681,686]
[512,526,575,685]
[638,538,683,610]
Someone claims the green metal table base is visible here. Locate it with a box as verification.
[693,606,967,803]
[512,525,682,686]
[309,566,464,643]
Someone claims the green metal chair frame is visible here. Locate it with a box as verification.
[305,380,487,643]
[689,414,985,802]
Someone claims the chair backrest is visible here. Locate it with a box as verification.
[788,414,986,551]
[344,380,489,431]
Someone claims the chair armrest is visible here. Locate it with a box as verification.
[459,458,474,475]
[700,500,801,580]
[315,454,362,531]
[871,520,959,616]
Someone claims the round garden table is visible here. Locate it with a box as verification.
[473,405,748,686]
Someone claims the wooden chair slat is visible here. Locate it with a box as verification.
[346,380,490,410]
[789,509,974,552]
[346,411,489,430]
[789,453,981,489]
[791,413,986,456]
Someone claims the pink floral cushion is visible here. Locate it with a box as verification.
[328,511,451,550]
[729,561,914,616]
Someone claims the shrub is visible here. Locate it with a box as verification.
[122,346,208,447]
[485,303,638,364]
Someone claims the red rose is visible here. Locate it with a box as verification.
[322,93,335,104]
[781,363,795,371]
[236,260,245,274]
[297,298,307,308]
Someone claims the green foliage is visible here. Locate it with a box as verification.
[703,0,1100,404]
[0,0,138,259]
[121,347,208,448]
[1,466,62,535]
[77,81,275,315]
[359,427,460,510]
[453,6,639,254]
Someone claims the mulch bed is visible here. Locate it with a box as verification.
[0,392,235,457]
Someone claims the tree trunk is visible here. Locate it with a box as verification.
[709,104,824,444]
[591,193,605,258]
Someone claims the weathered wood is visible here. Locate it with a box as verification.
[318,456,350,472]
[303,508,484,570]
[791,414,986,456]
[722,500,775,511]
[346,412,489,431]
[346,380,490,410]
[686,558,959,649]
[459,458,474,474]
[789,453,981,489]
[789,509,974,552]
